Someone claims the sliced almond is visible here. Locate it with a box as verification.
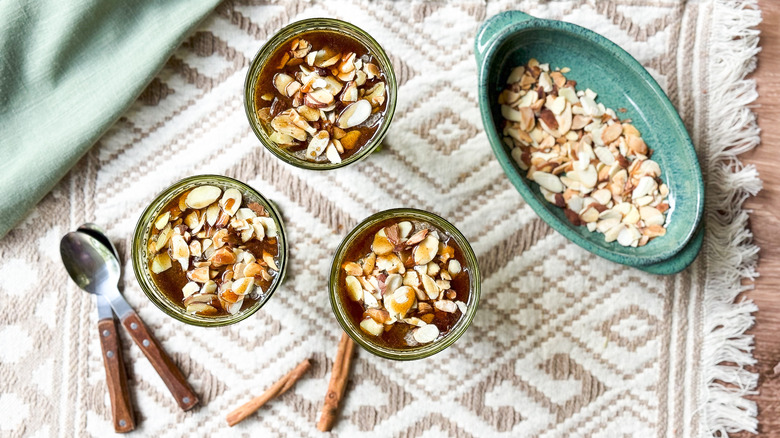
[405,228,428,246]
[365,82,386,107]
[189,266,210,283]
[151,253,172,274]
[182,282,200,299]
[325,142,342,164]
[218,188,241,217]
[413,235,439,265]
[343,262,363,276]
[434,300,457,313]
[211,247,236,267]
[413,324,439,344]
[185,185,222,209]
[580,207,600,223]
[306,130,330,160]
[639,206,665,227]
[263,251,278,271]
[397,221,413,239]
[232,277,255,296]
[171,234,190,259]
[186,303,219,316]
[362,252,376,276]
[643,224,667,238]
[376,253,404,274]
[421,273,439,300]
[363,289,379,308]
[384,274,403,295]
[341,81,358,102]
[304,88,334,108]
[360,317,384,336]
[532,172,564,193]
[337,99,372,128]
[365,308,391,324]
[345,275,363,301]
[640,160,662,177]
[271,112,307,141]
[507,66,525,83]
[372,229,394,255]
[154,212,170,230]
[601,123,622,144]
[386,286,415,317]
[632,176,657,199]
[256,217,278,238]
[273,73,295,96]
[244,262,263,278]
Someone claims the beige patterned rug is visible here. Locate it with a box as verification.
[0,1,762,437]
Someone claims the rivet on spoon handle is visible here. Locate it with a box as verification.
[121,312,199,411]
[97,318,135,432]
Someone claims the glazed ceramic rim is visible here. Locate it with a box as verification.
[244,18,397,170]
[328,208,481,360]
[131,175,288,327]
[475,11,704,267]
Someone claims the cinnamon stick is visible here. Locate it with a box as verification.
[226,358,311,427]
[317,333,356,432]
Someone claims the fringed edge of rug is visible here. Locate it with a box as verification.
[702,0,762,436]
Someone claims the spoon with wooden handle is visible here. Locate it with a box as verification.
[76,224,135,432]
[60,231,199,411]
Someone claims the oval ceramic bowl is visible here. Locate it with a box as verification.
[475,11,704,273]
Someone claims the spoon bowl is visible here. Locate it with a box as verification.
[60,232,121,295]
[78,223,120,261]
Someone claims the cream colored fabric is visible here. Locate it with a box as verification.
[0,1,760,437]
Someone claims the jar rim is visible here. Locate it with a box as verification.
[328,208,482,360]
[243,18,397,170]
[131,174,288,327]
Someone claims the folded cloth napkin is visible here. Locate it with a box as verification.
[0,0,220,238]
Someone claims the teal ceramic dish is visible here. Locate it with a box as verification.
[475,11,704,273]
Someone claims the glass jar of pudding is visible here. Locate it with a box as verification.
[131,175,288,327]
[244,18,397,170]
[329,208,481,360]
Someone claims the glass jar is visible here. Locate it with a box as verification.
[131,175,288,327]
[329,208,481,360]
[244,18,397,170]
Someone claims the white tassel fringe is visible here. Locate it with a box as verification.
[702,0,762,436]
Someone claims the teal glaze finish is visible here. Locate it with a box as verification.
[640,224,703,275]
[475,11,704,274]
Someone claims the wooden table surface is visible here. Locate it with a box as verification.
[738,0,780,435]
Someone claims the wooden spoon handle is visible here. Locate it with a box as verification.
[97,318,135,433]
[121,312,199,411]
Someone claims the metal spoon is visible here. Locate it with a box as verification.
[75,224,135,432]
[60,231,199,411]
[77,223,120,267]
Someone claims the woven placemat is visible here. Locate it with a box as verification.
[0,1,761,436]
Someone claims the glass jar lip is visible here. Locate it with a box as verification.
[131,174,288,327]
[243,17,397,171]
[328,208,482,360]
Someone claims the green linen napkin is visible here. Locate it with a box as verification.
[0,0,221,238]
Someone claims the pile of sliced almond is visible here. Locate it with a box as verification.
[343,221,468,346]
[498,59,670,247]
[148,185,281,316]
[257,37,387,164]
